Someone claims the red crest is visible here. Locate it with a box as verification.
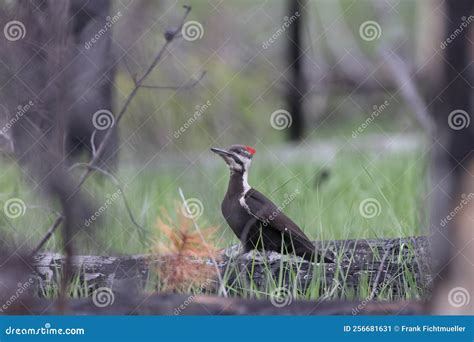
[245,146,256,155]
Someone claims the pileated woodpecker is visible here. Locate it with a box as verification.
[211,144,330,262]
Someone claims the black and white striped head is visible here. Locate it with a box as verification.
[211,144,256,173]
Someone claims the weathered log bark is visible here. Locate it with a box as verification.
[32,236,431,299]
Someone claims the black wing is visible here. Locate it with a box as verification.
[244,188,315,249]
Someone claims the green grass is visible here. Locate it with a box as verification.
[0,147,428,302]
[0,0,428,305]
[0,148,427,253]
[218,249,424,303]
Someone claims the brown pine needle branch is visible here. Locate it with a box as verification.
[153,205,218,291]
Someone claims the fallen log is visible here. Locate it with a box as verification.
[32,236,431,299]
[7,293,425,315]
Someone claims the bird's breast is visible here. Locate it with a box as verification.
[221,194,254,236]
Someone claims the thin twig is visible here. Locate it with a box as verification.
[122,57,138,86]
[70,162,148,245]
[178,187,228,298]
[30,215,64,257]
[33,5,198,255]
[326,0,435,137]
[70,5,193,196]
[371,2,435,137]
[379,49,435,137]
[90,130,97,156]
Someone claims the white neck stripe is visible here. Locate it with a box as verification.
[242,170,250,194]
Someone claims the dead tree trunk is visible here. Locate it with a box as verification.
[67,0,119,171]
[428,0,474,314]
[285,0,306,141]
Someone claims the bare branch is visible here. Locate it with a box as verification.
[30,216,64,257]
[71,5,193,195]
[122,57,138,86]
[371,2,435,137]
[378,49,435,137]
[90,130,98,157]
[83,163,147,245]
[32,5,198,255]
[324,0,436,137]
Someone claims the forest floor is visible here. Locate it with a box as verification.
[1,134,429,302]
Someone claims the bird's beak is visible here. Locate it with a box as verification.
[210,147,232,157]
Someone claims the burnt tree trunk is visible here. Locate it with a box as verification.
[285,0,306,141]
[428,0,474,314]
[67,0,119,171]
